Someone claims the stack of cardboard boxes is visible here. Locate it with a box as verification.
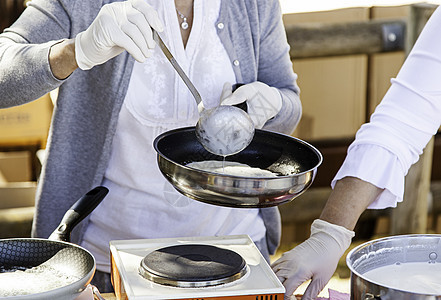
[0,151,37,237]
[0,93,53,147]
[0,93,53,237]
[280,5,409,244]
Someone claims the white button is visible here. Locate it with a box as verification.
[217,23,224,29]
[233,60,240,66]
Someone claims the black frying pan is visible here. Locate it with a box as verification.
[153,127,322,207]
[0,186,108,300]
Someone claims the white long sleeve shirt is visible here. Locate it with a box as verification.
[333,6,441,209]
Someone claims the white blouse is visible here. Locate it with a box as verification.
[81,0,265,273]
[333,7,441,209]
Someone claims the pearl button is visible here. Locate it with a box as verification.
[233,60,240,66]
[217,22,224,29]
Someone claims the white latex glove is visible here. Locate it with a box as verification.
[271,219,354,300]
[196,82,233,113]
[221,82,282,129]
[75,0,163,70]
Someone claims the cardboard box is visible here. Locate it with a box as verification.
[0,93,53,146]
[283,7,369,25]
[283,6,413,141]
[368,5,408,115]
[284,7,369,141]
[0,151,36,209]
[0,151,32,182]
[292,55,367,140]
[0,182,36,210]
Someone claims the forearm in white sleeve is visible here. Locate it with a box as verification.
[356,5,441,169]
[332,6,441,209]
[333,145,406,209]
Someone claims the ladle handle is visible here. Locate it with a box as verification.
[153,29,202,105]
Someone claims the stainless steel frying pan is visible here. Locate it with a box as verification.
[154,127,322,208]
[0,186,108,300]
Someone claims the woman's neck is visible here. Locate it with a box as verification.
[175,0,194,47]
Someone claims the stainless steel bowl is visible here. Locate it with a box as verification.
[153,127,322,208]
[347,234,441,300]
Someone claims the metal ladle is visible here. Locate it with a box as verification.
[153,30,255,156]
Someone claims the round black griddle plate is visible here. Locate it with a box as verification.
[139,244,247,288]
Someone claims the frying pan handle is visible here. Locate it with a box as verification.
[365,293,382,300]
[231,83,247,112]
[49,186,109,242]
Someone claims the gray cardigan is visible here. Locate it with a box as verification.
[0,0,301,255]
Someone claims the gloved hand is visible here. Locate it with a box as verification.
[220,82,282,129]
[271,219,354,300]
[75,0,163,70]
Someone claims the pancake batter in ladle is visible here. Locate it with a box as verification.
[153,30,255,156]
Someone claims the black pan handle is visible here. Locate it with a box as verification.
[365,293,382,300]
[232,83,277,122]
[49,186,109,242]
[232,83,247,112]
